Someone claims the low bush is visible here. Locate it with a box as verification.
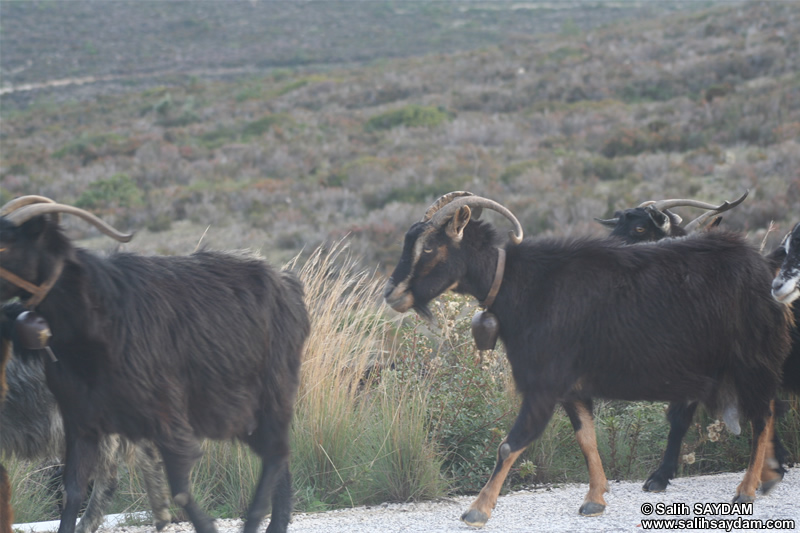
[75,173,144,210]
[365,105,452,132]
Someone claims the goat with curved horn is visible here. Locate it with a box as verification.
[385,191,789,528]
[596,191,748,243]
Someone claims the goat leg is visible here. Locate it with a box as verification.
[136,443,172,531]
[758,401,783,494]
[159,441,215,533]
[75,435,119,533]
[643,401,698,492]
[563,398,608,516]
[733,401,774,503]
[58,435,100,533]
[461,392,557,528]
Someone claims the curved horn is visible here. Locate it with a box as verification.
[594,216,620,228]
[421,191,475,222]
[684,190,749,233]
[0,195,56,216]
[429,193,523,244]
[5,203,134,242]
[637,195,740,212]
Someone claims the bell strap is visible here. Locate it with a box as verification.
[0,260,64,309]
[480,248,505,310]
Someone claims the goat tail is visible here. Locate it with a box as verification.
[0,462,12,533]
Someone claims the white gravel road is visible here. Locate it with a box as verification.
[92,468,799,533]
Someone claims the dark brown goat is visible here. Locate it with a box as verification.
[385,192,790,527]
[0,196,310,533]
[597,192,792,494]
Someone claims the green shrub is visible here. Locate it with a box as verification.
[197,114,288,149]
[601,126,706,158]
[365,105,452,132]
[52,132,134,163]
[242,114,284,138]
[152,93,200,127]
[499,160,538,184]
[76,173,143,210]
[583,156,626,182]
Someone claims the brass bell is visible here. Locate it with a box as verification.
[471,310,499,351]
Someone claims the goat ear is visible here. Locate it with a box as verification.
[645,206,670,233]
[664,209,682,225]
[447,205,472,243]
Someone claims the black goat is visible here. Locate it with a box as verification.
[385,192,790,527]
[0,196,310,533]
[594,191,748,242]
[772,222,800,306]
[771,222,800,396]
[597,192,792,493]
[0,303,171,533]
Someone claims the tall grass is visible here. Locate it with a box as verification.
[4,459,60,523]
[289,241,445,511]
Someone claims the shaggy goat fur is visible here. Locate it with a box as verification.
[0,303,171,533]
[0,214,310,533]
[386,208,790,527]
[601,210,799,491]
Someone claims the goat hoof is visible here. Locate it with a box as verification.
[461,509,489,528]
[760,476,782,495]
[155,520,170,532]
[732,493,755,504]
[642,476,668,493]
[760,477,781,495]
[579,502,606,516]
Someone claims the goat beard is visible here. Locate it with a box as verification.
[413,302,434,323]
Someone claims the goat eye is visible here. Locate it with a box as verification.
[0,247,6,252]
[635,227,645,233]
[423,248,434,254]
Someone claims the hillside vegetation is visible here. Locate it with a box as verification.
[1,1,705,88]
[3,1,797,271]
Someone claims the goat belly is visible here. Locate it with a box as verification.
[579,371,715,404]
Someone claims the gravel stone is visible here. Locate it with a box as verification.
[94,469,799,533]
